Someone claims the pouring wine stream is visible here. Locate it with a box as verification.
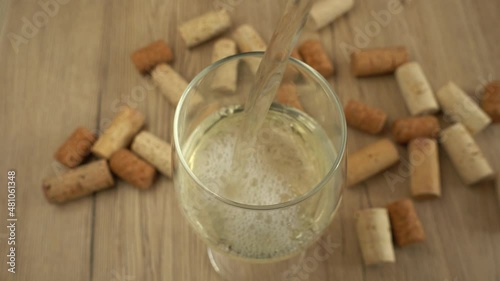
[231,0,313,177]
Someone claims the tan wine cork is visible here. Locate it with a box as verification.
[396,62,439,115]
[91,107,145,159]
[436,81,491,134]
[109,149,156,189]
[347,139,400,187]
[130,40,173,74]
[481,81,500,122]
[391,115,440,144]
[307,0,354,31]
[356,208,395,265]
[211,38,238,93]
[275,83,303,110]
[131,131,172,178]
[409,138,441,199]
[440,123,494,185]
[233,24,267,74]
[344,100,387,134]
[351,47,409,77]
[151,63,189,106]
[299,39,334,78]
[178,10,231,48]
[387,199,425,247]
[54,127,96,168]
[233,24,267,52]
[43,160,115,204]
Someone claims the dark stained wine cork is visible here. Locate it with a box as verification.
[351,47,409,77]
[43,160,115,204]
[54,127,96,168]
[131,40,174,74]
[387,199,425,247]
[109,149,156,189]
[391,115,440,144]
[482,81,500,122]
[299,39,334,78]
[344,100,387,134]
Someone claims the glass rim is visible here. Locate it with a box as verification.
[173,52,347,211]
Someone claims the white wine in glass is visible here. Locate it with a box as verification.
[173,53,346,280]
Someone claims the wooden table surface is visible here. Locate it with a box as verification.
[1,0,500,280]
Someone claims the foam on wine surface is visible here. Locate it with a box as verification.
[181,106,338,260]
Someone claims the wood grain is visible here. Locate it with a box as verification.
[1,0,499,280]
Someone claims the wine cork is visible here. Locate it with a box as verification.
[481,81,500,122]
[409,138,441,199]
[178,10,231,48]
[299,39,334,78]
[387,199,425,247]
[396,62,439,115]
[131,131,172,178]
[233,24,267,52]
[109,149,156,189]
[54,127,96,168]
[356,208,395,265]
[91,107,145,159]
[211,38,238,93]
[347,139,400,187]
[233,24,267,74]
[391,115,440,144]
[351,47,409,77]
[344,100,387,134]
[440,123,494,185]
[130,40,173,74]
[151,63,188,106]
[307,0,354,31]
[42,160,115,204]
[275,83,303,111]
[436,81,491,134]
